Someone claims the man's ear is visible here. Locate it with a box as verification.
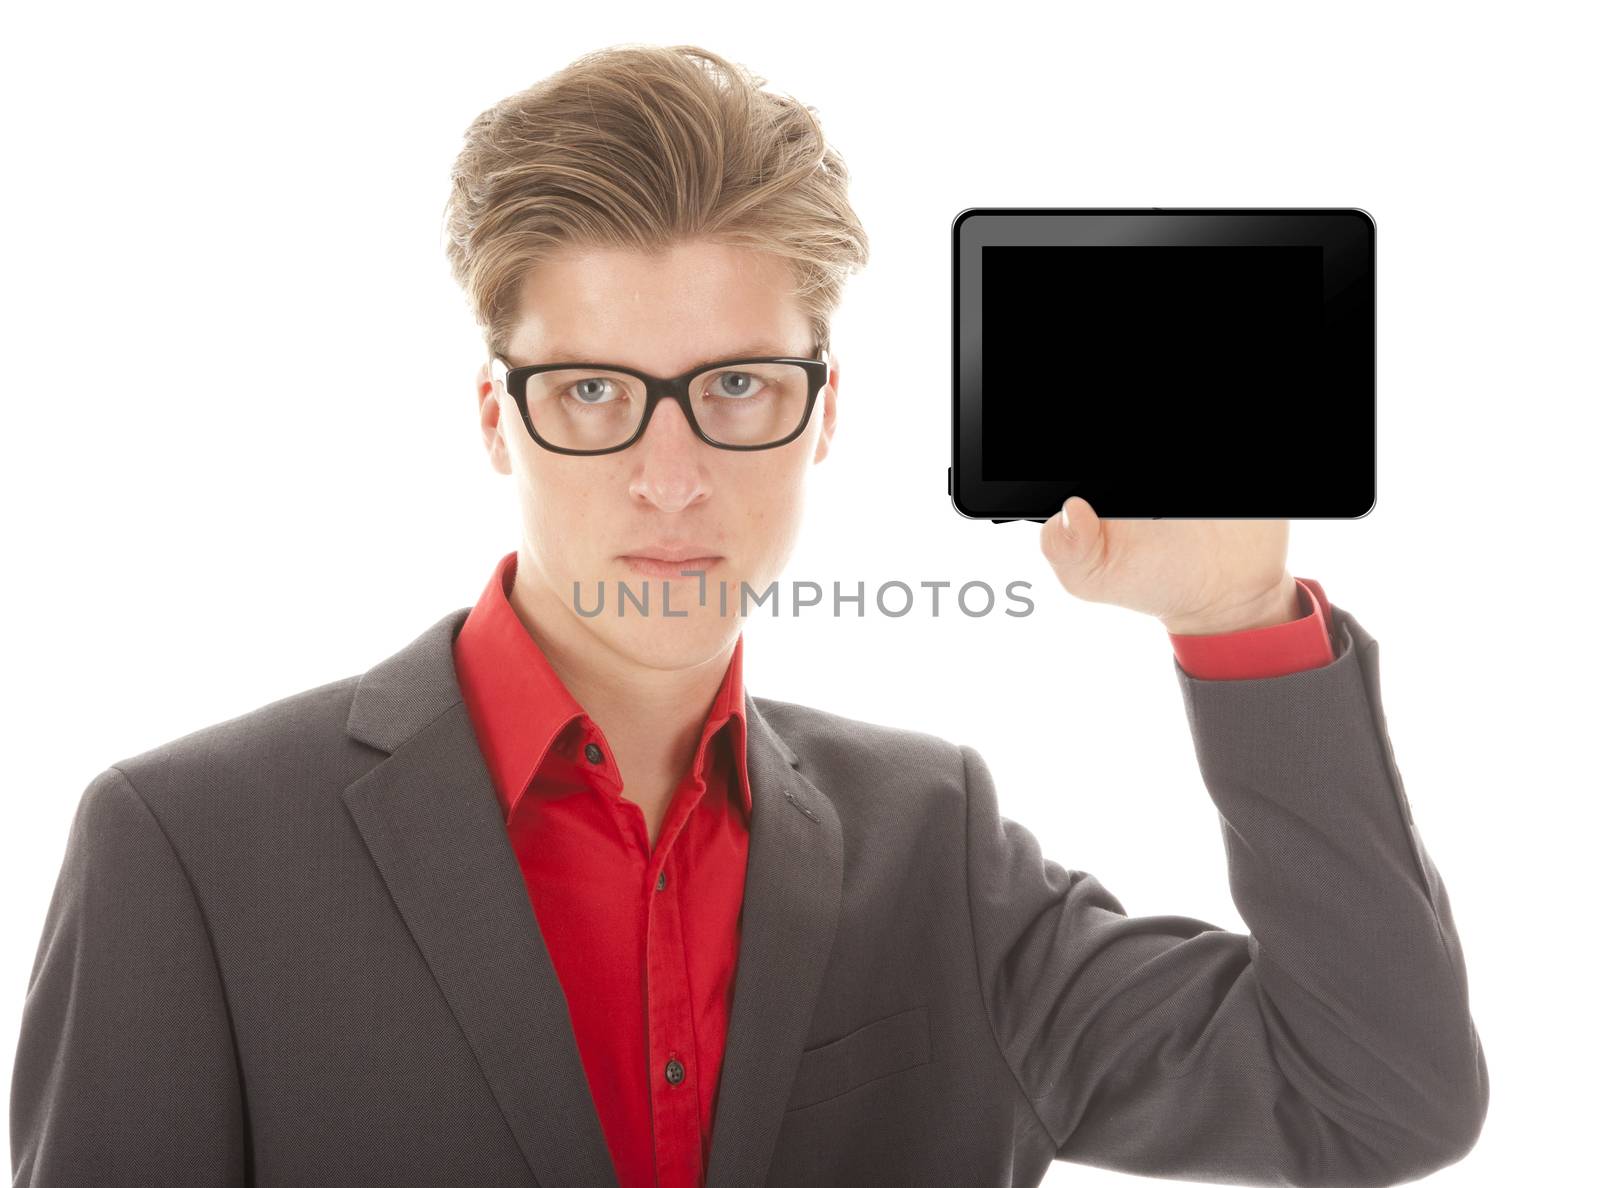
[477,360,513,476]
[813,350,839,464]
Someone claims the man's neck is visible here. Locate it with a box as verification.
[508,557,737,811]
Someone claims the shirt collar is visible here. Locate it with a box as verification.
[451,550,751,822]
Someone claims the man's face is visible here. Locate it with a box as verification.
[475,237,838,670]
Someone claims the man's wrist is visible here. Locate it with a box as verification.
[1162,573,1301,637]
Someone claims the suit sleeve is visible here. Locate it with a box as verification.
[10,766,247,1186]
[962,604,1489,1187]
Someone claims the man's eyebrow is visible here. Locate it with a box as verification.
[540,344,798,371]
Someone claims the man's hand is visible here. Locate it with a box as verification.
[1040,496,1298,635]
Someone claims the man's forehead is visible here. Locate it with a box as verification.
[533,338,804,370]
[511,245,808,363]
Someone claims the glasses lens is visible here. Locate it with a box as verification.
[523,369,647,451]
[690,362,812,446]
[522,363,812,451]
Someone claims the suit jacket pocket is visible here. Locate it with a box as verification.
[785,1004,931,1111]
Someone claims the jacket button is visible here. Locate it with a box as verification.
[665,1058,685,1085]
[584,742,603,764]
[656,870,667,891]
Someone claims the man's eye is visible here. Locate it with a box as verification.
[570,378,618,404]
[709,372,765,399]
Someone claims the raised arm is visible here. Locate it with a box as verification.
[963,606,1488,1186]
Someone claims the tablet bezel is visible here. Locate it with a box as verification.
[950,207,1375,521]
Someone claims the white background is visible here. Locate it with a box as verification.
[4,2,1596,1183]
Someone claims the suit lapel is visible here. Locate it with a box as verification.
[342,608,616,1188]
[704,694,843,1188]
[339,607,844,1188]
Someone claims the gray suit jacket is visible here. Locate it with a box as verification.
[11,599,1488,1187]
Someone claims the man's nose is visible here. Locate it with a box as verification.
[627,397,713,510]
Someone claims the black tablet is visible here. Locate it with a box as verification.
[951,208,1374,522]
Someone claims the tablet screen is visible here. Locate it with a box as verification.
[952,209,1374,520]
[981,244,1323,480]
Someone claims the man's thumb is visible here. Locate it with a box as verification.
[1043,495,1091,564]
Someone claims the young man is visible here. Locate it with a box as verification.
[11,44,1486,1188]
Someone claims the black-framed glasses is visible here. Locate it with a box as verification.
[491,347,830,455]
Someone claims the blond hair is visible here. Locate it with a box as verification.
[442,43,869,361]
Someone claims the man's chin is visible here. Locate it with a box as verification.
[594,615,742,672]
[590,562,749,617]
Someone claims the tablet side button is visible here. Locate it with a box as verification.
[947,467,952,496]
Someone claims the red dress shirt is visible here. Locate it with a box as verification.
[454,551,751,1188]
[452,551,1336,1187]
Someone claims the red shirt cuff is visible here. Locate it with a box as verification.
[1169,577,1337,680]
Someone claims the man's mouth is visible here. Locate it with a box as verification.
[618,555,722,578]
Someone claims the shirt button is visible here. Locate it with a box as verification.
[656,870,667,892]
[665,1058,685,1085]
[584,742,603,764]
